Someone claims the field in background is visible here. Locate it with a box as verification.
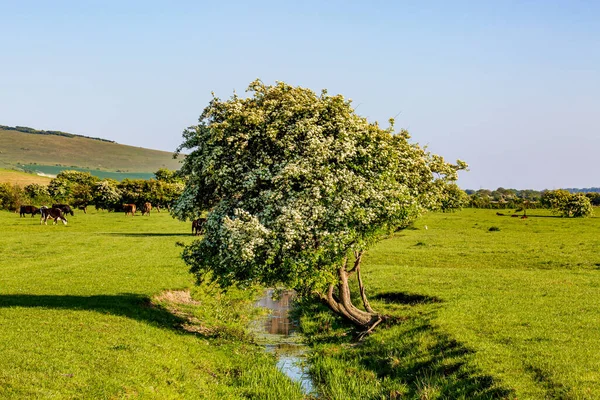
[21,164,155,181]
[0,168,51,186]
[0,128,182,173]
[301,208,600,399]
[0,210,303,399]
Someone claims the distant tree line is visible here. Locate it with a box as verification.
[464,187,598,217]
[563,187,600,194]
[0,125,116,143]
[0,168,183,213]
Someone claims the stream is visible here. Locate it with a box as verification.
[254,289,316,396]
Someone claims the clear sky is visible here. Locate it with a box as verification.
[1,1,598,190]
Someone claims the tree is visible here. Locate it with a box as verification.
[439,183,469,212]
[24,183,49,200]
[541,190,594,217]
[0,183,27,211]
[48,170,99,203]
[585,192,600,207]
[172,80,466,332]
[93,179,122,211]
[154,168,182,184]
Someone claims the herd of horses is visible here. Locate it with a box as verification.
[19,204,73,225]
[18,202,206,234]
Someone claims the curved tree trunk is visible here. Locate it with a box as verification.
[320,255,383,333]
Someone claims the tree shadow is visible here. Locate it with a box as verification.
[102,233,192,237]
[297,295,514,399]
[356,316,514,399]
[373,291,443,305]
[521,214,561,218]
[0,293,211,338]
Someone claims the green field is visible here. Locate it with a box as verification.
[21,164,155,181]
[300,208,600,399]
[0,168,52,186]
[0,210,303,399]
[0,128,182,173]
[2,208,599,399]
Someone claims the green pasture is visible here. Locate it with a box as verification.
[21,164,155,181]
[300,208,600,399]
[3,207,600,399]
[0,210,303,399]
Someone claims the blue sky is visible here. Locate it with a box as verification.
[1,1,598,190]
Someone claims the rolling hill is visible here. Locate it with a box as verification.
[0,126,182,181]
[0,168,52,186]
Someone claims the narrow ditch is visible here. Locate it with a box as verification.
[253,289,317,397]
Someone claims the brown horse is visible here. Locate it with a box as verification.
[123,204,136,216]
[142,202,152,216]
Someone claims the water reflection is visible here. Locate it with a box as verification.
[257,290,298,336]
[255,289,316,397]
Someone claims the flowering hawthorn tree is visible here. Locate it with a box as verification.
[172,80,466,332]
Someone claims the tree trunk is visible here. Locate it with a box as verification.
[320,262,382,332]
[356,264,374,313]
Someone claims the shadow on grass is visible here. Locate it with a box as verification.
[373,291,442,305]
[519,214,562,218]
[358,316,514,399]
[0,293,212,338]
[298,296,514,399]
[102,233,192,237]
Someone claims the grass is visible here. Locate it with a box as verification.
[0,128,181,173]
[21,164,155,181]
[298,208,600,399]
[4,206,600,399]
[0,168,52,186]
[0,210,304,399]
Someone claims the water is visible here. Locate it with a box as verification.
[254,289,316,396]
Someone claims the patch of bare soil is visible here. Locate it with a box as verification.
[152,290,213,336]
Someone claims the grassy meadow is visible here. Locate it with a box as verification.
[0,210,304,399]
[2,207,600,399]
[300,208,600,399]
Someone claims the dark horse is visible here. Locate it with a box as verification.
[40,206,68,225]
[19,205,40,217]
[52,204,74,216]
[192,218,207,236]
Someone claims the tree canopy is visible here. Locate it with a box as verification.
[173,80,466,331]
[541,190,594,217]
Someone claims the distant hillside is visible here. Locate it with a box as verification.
[0,126,182,176]
[0,125,115,143]
[0,168,51,186]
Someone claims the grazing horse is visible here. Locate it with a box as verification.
[19,205,40,217]
[52,204,74,216]
[77,205,88,214]
[123,204,136,216]
[142,202,152,216]
[192,218,206,236]
[40,206,68,225]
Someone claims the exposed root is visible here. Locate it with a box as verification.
[356,315,385,341]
